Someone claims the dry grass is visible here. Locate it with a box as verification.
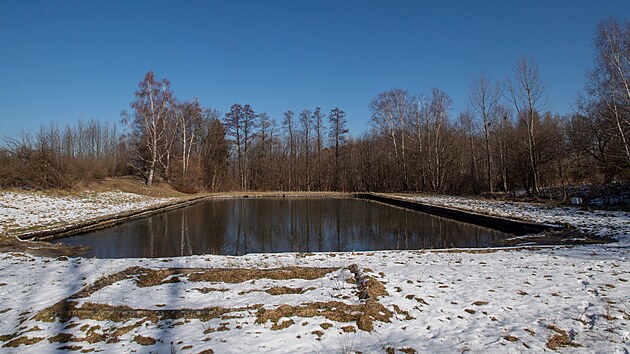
[392,304,414,320]
[546,324,581,350]
[341,325,356,333]
[311,330,324,338]
[2,336,44,348]
[77,177,190,198]
[240,286,315,295]
[132,266,337,287]
[0,236,88,257]
[270,319,295,330]
[133,335,156,346]
[320,323,333,330]
[255,301,391,332]
[24,262,394,349]
[194,287,230,294]
[348,264,388,300]
[35,300,259,324]
[472,301,489,306]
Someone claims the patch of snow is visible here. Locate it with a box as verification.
[0,190,176,235]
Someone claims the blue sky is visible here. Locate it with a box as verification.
[1,1,628,139]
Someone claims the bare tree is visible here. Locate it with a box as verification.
[224,103,258,189]
[202,115,229,191]
[122,71,174,186]
[282,110,296,190]
[457,109,480,192]
[176,99,204,183]
[506,56,546,194]
[369,89,411,190]
[425,88,453,192]
[470,73,502,192]
[299,109,312,190]
[591,17,630,163]
[493,104,512,192]
[224,104,244,188]
[312,107,326,190]
[328,107,348,190]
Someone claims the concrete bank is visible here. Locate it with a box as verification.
[17,196,211,241]
[356,193,565,235]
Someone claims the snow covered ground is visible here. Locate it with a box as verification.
[0,190,176,236]
[0,193,628,353]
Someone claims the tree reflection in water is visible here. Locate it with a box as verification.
[53,198,513,258]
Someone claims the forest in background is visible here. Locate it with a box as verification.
[1,17,628,196]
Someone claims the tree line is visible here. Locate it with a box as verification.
[1,17,628,195]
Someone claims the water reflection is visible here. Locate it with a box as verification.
[53,198,513,258]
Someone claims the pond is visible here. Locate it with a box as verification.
[52,198,514,258]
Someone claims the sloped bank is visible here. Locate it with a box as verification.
[356,193,564,235]
[16,196,210,241]
[357,193,619,246]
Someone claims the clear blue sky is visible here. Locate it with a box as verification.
[1,1,628,139]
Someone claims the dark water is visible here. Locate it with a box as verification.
[52,198,513,258]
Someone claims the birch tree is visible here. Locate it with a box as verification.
[506,56,546,194]
[592,17,630,163]
[123,71,174,186]
[369,89,411,190]
[177,99,204,182]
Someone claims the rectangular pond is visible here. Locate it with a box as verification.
[52,198,514,258]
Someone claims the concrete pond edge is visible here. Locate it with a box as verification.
[15,192,615,249]
[16,196,211,241]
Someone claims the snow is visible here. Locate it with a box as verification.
[0,192,628,353]
[0,190,176,235]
